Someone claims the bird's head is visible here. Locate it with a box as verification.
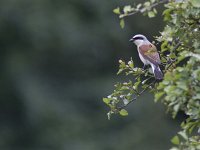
[129,34,148,46]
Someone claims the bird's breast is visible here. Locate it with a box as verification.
[138,51,149,65]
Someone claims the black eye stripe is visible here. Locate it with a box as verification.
[133,37,144,40]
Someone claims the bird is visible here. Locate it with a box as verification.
[129,34,163,80]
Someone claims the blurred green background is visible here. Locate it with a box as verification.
[0,0,181,150]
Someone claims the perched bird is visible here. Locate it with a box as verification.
[129,34,163,80]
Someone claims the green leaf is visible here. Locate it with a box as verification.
[103,98,111,105]
[144,1,150,7]
[128,60,134,68]
[117,69,123,75]
[193,94,200,100]
[119,60,126,68]
[150,0,156,3]
[155,92,165,102]
[120,19,125,28]
[161,41,169,52]
[173,104,180,117]
[177,81,188,91]
[136,3,142,9]
[169,53,176,59]
[148,11,155,18]
[153,8,157,14]
[123,5,131,14]
[113,7,120,14]
[191,0,200,8]
[133,80,141,90]
[119,109,128,116]
[178,131,188,140]
[188,124,196,134]
[171,135,180,145]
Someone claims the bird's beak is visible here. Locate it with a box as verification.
[129,38,133,42]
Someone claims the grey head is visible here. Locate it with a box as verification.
[129,34,149,46]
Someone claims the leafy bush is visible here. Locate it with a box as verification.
[103,0,200,149]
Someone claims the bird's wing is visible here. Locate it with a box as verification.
[138,44,161,65]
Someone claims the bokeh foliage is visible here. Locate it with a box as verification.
[0,0,182,150]
[104,0,200,149]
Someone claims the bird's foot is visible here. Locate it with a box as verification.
[142,65,146,70]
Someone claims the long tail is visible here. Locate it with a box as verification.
[150,64,163,80]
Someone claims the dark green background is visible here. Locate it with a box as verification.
[0,0,181,149]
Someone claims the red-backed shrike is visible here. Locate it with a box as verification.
[129,34,163,80]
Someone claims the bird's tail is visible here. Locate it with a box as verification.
[151,64,163,80]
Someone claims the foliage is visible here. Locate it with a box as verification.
[104,0,200,149]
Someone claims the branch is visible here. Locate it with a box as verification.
[118,79,156,110]
[119,0,169,19]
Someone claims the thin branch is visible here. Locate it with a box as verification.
[119,0,169,19]
[118,79,156,109]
